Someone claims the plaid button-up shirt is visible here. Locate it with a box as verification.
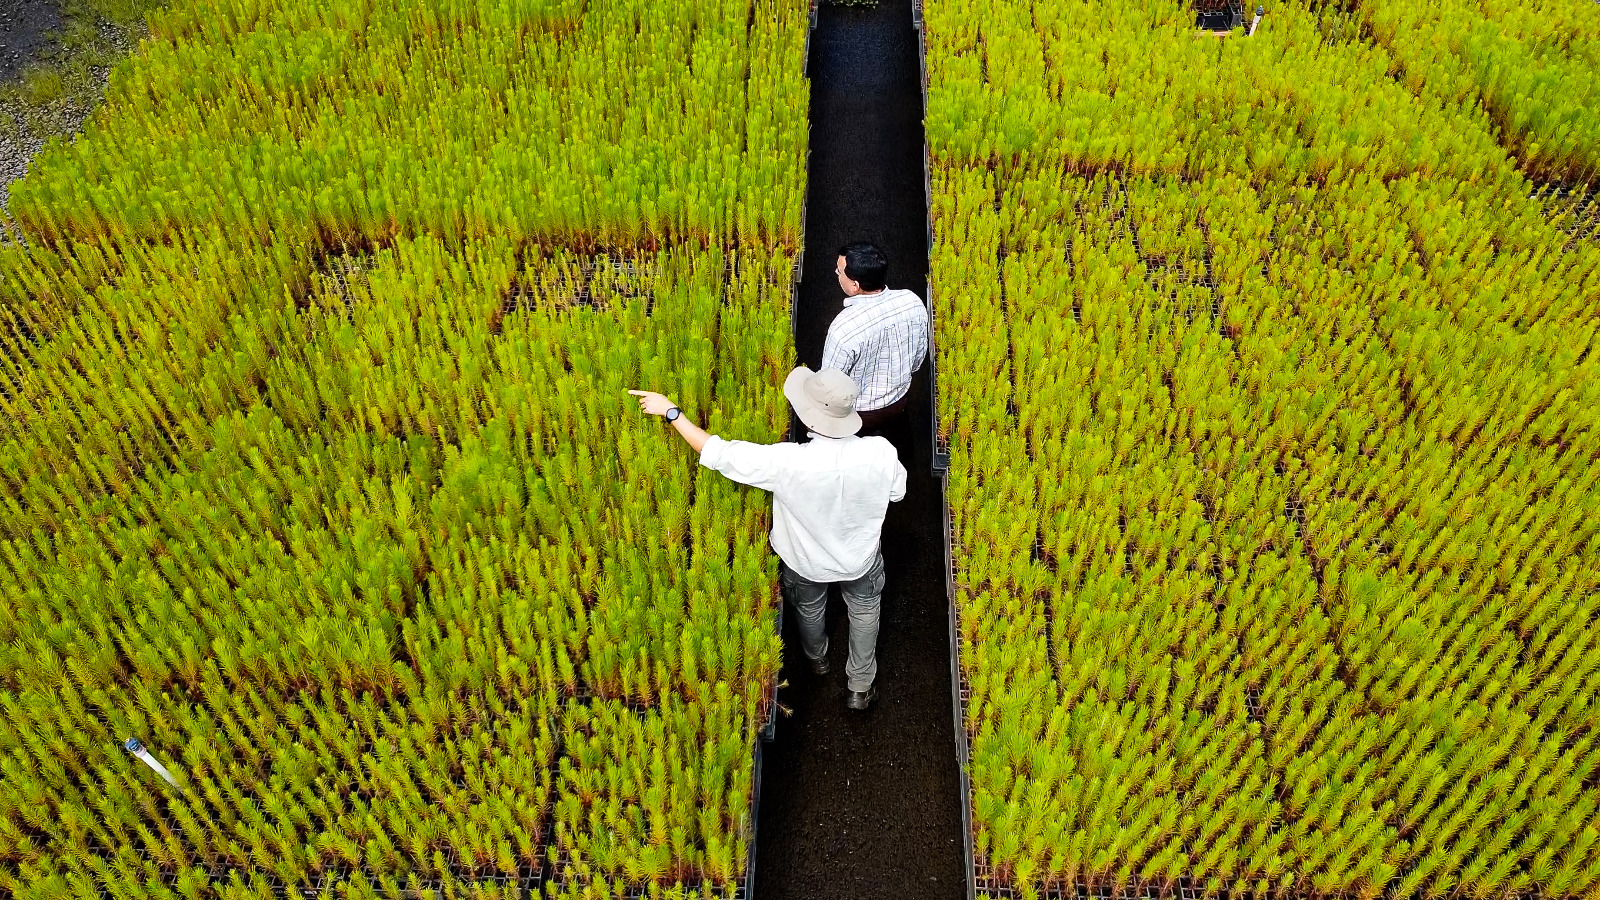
[821,287,929,412]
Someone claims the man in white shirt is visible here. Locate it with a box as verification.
[629,367,907,710]
[821,242,929,442]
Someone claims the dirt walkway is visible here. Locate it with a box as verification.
[752,1,966,898]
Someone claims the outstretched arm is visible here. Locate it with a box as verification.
[628,390,711,453]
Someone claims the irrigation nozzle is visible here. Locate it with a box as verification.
[124,737,182,789]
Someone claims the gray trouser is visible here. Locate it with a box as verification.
[781,552,886,692]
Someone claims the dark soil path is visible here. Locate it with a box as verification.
[752,2,964,898]
[0,0,63,83]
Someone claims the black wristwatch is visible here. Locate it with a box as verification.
[665,406,681,423]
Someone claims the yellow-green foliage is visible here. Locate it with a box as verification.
[930,1,1600,898]
[0,0,808,897]
[12,0,806,250]
[1340,0,1600,184]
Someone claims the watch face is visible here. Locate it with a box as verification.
[667,408,680,422]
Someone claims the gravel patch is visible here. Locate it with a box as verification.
[0,0,121,240]
[0,129,45,237]
[0,69,106,241]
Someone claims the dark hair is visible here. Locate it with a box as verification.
[838,242,888,292]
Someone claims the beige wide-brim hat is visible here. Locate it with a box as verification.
[783,366,862,438]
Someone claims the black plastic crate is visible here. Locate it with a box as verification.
[1195,0,1244,31]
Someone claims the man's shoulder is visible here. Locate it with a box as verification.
[790,436,884,456]
[829,299,876,324]
[709,436,799,460]
[781,439,859,476]
[839,435,900,465]
[888,289,928,317]
[868,434,902,459]
[863,287,924,309]
[825,302,879,346]
[737,437,801,455]
[832,289,926,325]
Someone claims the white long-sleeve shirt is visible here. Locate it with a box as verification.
[699,433,908,582]
[821,287,929,412]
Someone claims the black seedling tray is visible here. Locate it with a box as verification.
[742,737,768,900]
[928,280,950,475]
[940,473,976,900]
[805,0,819,75]
[1194,0,1244,31]
[916,10,946,477]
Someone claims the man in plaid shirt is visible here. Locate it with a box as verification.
[821,242,929,448]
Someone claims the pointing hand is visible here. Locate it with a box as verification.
[628,390,677,417]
